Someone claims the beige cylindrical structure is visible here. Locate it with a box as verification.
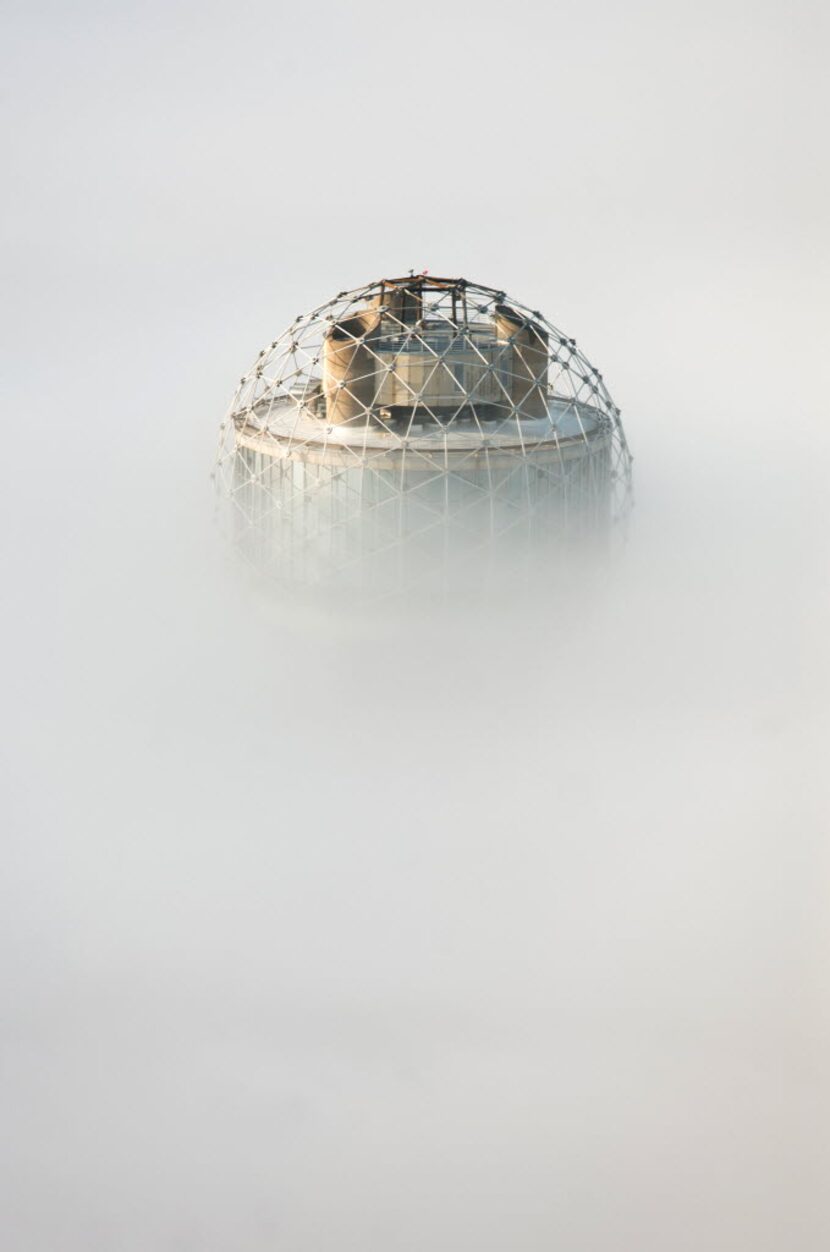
[380,281,423,327]
[323,310,380,424]
[495,305,549,419]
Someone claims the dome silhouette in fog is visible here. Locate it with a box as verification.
[216,275,632,590]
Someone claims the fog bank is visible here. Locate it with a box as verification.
[2,0,829,1247]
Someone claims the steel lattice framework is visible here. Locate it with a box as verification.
[215,276,633,591]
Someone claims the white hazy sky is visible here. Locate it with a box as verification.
[2,2,829,1249]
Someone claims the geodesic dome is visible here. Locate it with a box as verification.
[216,275,632,591]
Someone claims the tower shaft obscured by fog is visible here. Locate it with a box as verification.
[216,276,632,590]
